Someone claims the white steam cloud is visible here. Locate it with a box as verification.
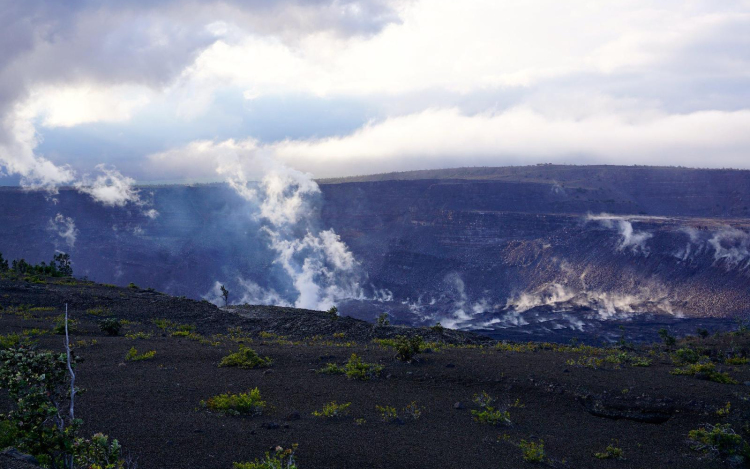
[47,213,78,249]
[75,165,141,207]
[709,228,750,271]
[161,138,366,310]
[74,164,158,217]
[587,214,653,254]
[505,283,678,319]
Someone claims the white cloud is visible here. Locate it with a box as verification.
[24,85,152,128]
[75,164,141,207]
[47,213,78,250]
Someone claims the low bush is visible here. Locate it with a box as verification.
[201,388,265,416]
[394,335,424,362]
[471,407,511,426]
[519,440,545,463]
[318,363,345,375]
[219,346,272,369]
[376,405,398,422]
[688,423,750,460]
[344,354,383,380]
[376,313,390,327]
[99,317,122,336]
[312,401,351,418]
[594,445,625,460]
[674,348,700,364]
[671,362,737,384]
[234,445,297,469]
[125,347,156,361]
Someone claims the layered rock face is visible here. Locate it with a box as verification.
[0,165,748,339]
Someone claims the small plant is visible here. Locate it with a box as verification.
[674,347,700,364]
[658,328,676,348]
[725,356,749,365]
[431,322,445,333]
[220,284,229,306]
[128,282,139,289]
[99,317,122,336]
[234,445,297,469]
[219,346,272,369]
[52,315,78,334]
[376,405,398,422]
[471,407,511,426]
[153,318,178,330]
[201,388,266,416]
[671,362,737,384]
[86,307,108,316]
[594,444,625,460]
[327,306,339,320]
[74,432,124,469]
[394,335,424,362]
[318,363,345,374]
[403,401,423,420]
[0,332,22,349]
[125,347,156,361]
[376,313,390,326]
[697,328,709,339]
[124,332,152,340]
[717,402,732,418]
[688,423,750,460]
[519,439,545,463]
[312,401,351,418]
[473,391,496,408]
[333,332,346,339]
[344,353,383,380]
[355,418,366,426]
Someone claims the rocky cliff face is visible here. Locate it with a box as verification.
[1,165,748,341]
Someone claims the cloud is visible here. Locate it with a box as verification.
[47,213,78,250]
[586,214,652,254]
[0,0,402,189]
[4,0,750,186]
[75,165,142,207]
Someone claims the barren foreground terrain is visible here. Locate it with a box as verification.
[2,277,750,468]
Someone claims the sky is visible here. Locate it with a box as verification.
[1,0,750,188]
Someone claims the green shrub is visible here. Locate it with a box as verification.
[327,306,339,320]
[312,401,351,418]
[403,401,423,420]
[376,313,390,326]
[471,407,511,426]
[234,446,297,469]
[128,282,139,289]
[376,405,398,422]
[671,362,737,384]
[0,419,17,450]
[0,332,22,350]
[74,432,124,469]
[473,391,496,409]
[124,347,156,361]
[675,348,700,364]
[394,335,424,362]
[201,388,265,416]
[52,315,77,335]
[220,346,272,369]
[0,345,78,466]
[431,322,445,333]
[658,328,676,347]
[594,445,625,460]
[688,424,750,460]
[99,318,122,336]
[318,363,345,374]
[520,440,545,463]
[344,354,383,380]
[124,332,152,340]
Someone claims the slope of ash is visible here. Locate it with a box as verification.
[3,277,750,469]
